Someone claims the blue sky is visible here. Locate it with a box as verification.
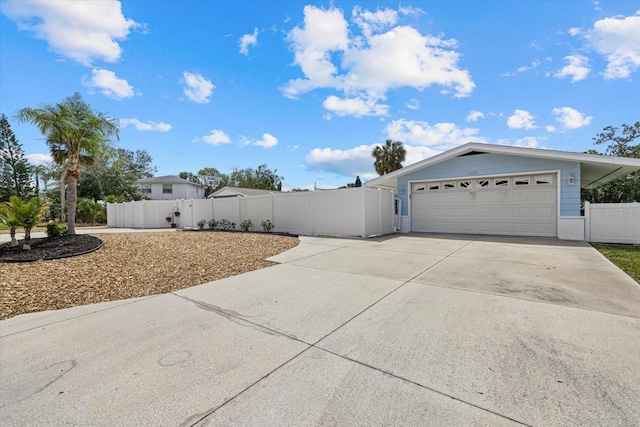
[1,1,639,190]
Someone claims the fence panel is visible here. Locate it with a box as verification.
[107,187,395,237]
[313,188,364,236]
[587,202,640,244]
[272,192,312,234]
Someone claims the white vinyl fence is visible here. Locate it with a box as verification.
[585,202,640,244]
[107,187,395,238]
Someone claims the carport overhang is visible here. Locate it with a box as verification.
[365,142,640,190]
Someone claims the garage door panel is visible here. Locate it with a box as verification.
[411,174,557,237]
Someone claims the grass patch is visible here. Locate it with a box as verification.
[592,243,640,283]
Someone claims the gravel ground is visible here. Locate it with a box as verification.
[0,231,298,320]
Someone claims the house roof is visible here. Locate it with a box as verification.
[137,175,204,187]
[365,142,640,190]
[208,186,278,198]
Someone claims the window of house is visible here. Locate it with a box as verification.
[413,184,425,192]
[428,183,440,191]
[443,182,456,190]
[494,178,509,187]
[459,181,471,189]
[140,184,151,194]
[476,180,489,188]
[514,177,530,186]
[163,184,173,194]
[535,175,552,185]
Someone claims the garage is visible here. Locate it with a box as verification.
[410,173,557,237]
[366,142,640,240]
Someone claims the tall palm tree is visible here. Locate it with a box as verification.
[17,93,118,235]
[372,139,406,175]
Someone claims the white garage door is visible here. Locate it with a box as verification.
[411,174,557,237]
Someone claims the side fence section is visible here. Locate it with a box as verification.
[584,202,640,245]
[107,187,395,238]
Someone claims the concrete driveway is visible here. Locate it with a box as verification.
[1,233,639,426]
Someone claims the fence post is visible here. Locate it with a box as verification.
[310,191,315,236]
[362,188,367,238]
[584,201,590,242]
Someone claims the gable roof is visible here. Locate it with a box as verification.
[208,186,278,198]
[365,142,640,190]
[137,175,204,187]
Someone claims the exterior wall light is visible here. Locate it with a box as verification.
[568,174,575,185]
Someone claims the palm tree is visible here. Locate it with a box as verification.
[3,196,47,247]
[372,139,407,175]
[0,202,20,246]
[17,93,118,234]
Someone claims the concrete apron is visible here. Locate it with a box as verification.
[1,233,639,426]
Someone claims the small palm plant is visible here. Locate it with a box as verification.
[4,196,47,248]
[0,203,20,247]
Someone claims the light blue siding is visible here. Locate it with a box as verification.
[397,153,581,216]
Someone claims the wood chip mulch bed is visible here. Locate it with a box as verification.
[0,231,299,320]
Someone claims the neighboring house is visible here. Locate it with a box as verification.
[366,142,640,240]
[137,175,205,200]
[208,186,278,199]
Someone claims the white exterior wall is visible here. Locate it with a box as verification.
[107,187,395,237]
[146,183,203,200]
[585,202,640,244]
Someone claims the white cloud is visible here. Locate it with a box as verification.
[306,144,377,178]
[352,6,398,38]
[385,119,486,148]
[403,145,442,166]
[284,5,474,117]
[195,130,231,146]
[546,125,557,132]
[503,60,540,77]
[323,95,389,117]
[552,106,593,129]
[253,133,278,148]
[554,54,590,82]
[466,110,485,122]
[239,27,258,55]
[405,98,420,110]
[305,141,444,178]
[507,109,537,129]
[26,153,52,166]
[82,68,134,99]
[568,27,581,36]
[496,136,542,148]
[119,118,171,132]
[398,5,425,18]
[585,11,640,79]
[1,0,140,65]
[182,71,215,103]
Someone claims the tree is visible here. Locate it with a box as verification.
[0,114,34,202]
[3,196,47,246]
[582,121,640,203]
[79,148,156,201]
[372,139,406,175]
[17,93,119,235]
[179,171,200,183]
[228,164,283,190]
[0,202,20,246]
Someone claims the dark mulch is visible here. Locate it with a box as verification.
[0,235,103,262]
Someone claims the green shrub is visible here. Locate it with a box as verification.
[261,219,275,233]
[76,198,106,223]
[46,221,67,237]
[240,219,254,232]
[197,219,206,229]
[208,219,218,229]
[218,219,234,230]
